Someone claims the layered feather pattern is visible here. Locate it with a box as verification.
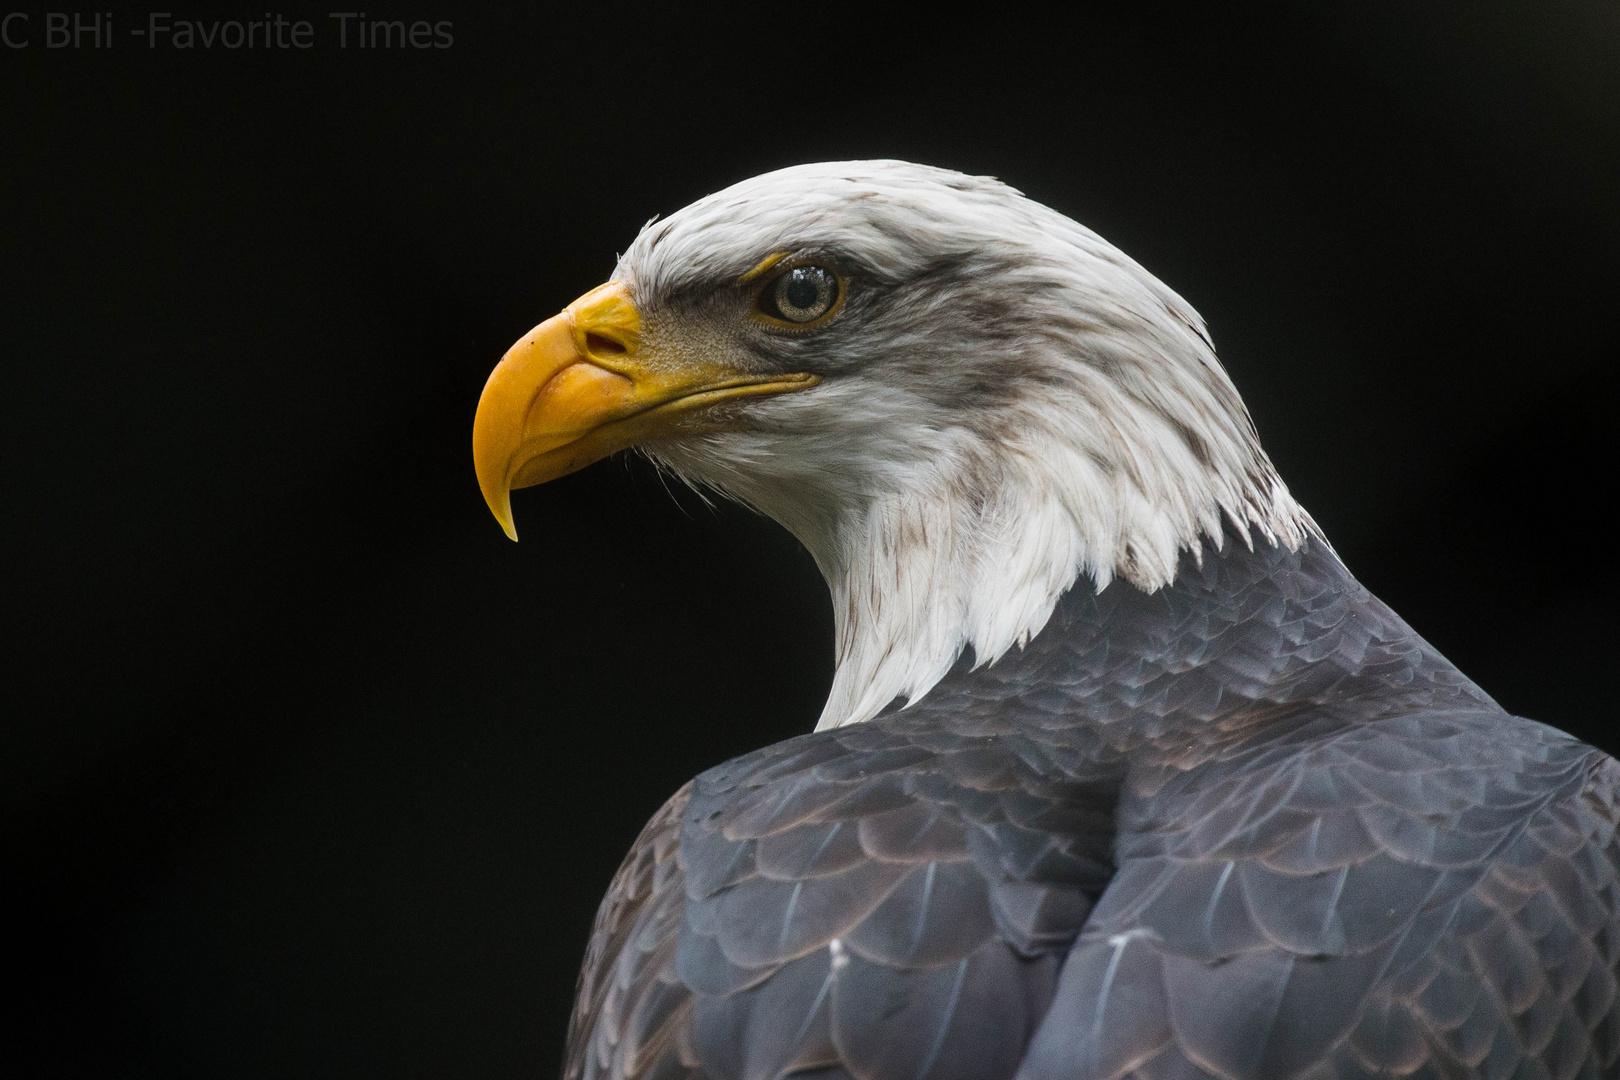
[564,536,1620,1080]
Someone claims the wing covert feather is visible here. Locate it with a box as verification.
[1017,711,1620,1080]
[567,718,1122,1080]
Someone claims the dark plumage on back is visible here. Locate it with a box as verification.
[565,534,1620,1080]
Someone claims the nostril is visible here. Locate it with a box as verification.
[585,332,627,357]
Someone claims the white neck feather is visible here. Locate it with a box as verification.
[651,363,1312,731]
[806,432,1306,731]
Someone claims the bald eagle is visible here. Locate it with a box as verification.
[472,162,1620,1080]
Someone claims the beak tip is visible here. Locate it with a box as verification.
[493,495,519,542]
[479,480,520,542]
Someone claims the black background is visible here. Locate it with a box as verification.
[4,5,1618,1077]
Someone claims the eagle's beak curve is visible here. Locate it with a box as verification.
[472,280,817,540]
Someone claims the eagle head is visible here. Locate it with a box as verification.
[472,161,1311,729]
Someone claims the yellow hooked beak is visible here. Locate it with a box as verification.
[472,280,818,540]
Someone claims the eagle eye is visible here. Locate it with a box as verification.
[758,265,840,325]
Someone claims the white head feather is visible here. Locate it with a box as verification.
[614,161,1313,730]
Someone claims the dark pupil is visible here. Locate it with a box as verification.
[783,269,821,312]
